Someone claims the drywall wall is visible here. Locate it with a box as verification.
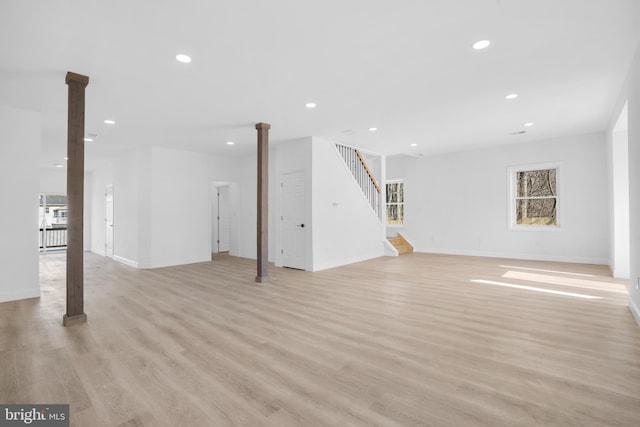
[607,103,630,278]
[0,105,40,302]
[387,155,417,181]
[311,137,384,271]
[402,133,609,264]
[92,146,247,268]
[109,148,146,267]
[144,147,212,268]
[234,153,258,261]
[610,43,640,325]
[40,168,66,194]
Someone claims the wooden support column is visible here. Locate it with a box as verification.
[63,71,89,326]
[255,122,271,283]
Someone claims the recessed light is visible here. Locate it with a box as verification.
[176,54,192,63]
[84,138,93,142]
[505,93,518,100]
[226,141,235,145]
[524,122,534,127]
[104,119,115,125]
[54,163,63,168]
[368,127,377,132]
[473,40,491,50]
[64,157,69,160]
[510,130,527,135]
[305,102,317,109]
[410,143,418,147]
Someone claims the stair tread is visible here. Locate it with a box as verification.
[388,235,413,255]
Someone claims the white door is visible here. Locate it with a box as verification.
[281,171,306,269]
[217,186,230,252]
[105,185,114,258]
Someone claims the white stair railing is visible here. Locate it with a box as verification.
[335,144,382,220]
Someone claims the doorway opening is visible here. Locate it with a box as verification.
[211,181,238,256]
[105,185,114,258]
[216,185,230,253]
[39,193,68,252]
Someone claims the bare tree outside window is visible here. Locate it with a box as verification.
[386,181,404,225]
[515,168,557,226]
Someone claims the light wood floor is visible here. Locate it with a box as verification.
[1,252,639,426]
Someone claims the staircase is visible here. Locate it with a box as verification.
[388,234,413,255]
[335,144,382,220]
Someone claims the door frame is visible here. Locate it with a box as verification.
[105,184,114,258]
[216,185,230,253]
[279,169,307,270]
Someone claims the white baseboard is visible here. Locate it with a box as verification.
[613,269,630,279]
[629,296,640,327]
[137,255,214,269]
[413,247,608,266]
[113,255,139,268]
[312,251,383,272]
[92,248,106,257]
[0,287,40,303]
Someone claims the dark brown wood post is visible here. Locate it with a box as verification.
[63,71,89,326]
[255,122,270,283]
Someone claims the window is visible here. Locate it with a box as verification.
[386,180,404,225]
[509,164,559,229]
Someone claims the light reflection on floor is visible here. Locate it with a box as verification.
[471,279,602,300]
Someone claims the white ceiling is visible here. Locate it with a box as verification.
[1,0,639,170]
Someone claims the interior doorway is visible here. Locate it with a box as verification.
[105,184,114,258]
[211,181,238,256]
[216,185,230,252]
[39,193,68,252]
[281,171,306,270]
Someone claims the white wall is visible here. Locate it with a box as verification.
[40,168,66,194]
[609,43,640,325]
[144,147,212,268]
[311,137,384,271]
[402,133,609,264]
[90,146,247,268]
[234,153,257,260]
[607,103,630,278]
[387,155,417,181]
[0,105,40,302]
[110,148,145,267]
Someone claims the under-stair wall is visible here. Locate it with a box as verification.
[311,137,384,270]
